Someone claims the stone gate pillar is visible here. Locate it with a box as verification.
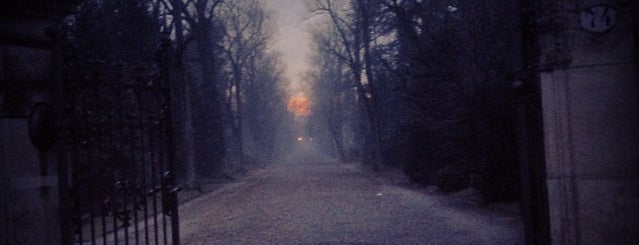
[530,0,638,244]
[0,1,79,244]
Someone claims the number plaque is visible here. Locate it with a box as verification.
[579,4,618,33]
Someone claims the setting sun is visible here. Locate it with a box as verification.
[287,96,311,117]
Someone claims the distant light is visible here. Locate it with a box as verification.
[287,96,311,117]
[297,137,304,142]
[447,5,458,12]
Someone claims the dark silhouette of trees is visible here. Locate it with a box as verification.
[63,0,522,201]
[64,0,285,189]
[217,0,272,163]
[310,0,389,168]
[309,0,522,201]
[67,0,160,64]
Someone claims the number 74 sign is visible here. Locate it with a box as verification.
[579,4,619,33]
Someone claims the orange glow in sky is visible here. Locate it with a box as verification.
[287,96,311,117]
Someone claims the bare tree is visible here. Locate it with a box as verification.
[244,52,287,163]
[216,0,271,160]
[309,24,351,162]
[310,0,385,168]
[309,0,523,200]
[153,0,227,185]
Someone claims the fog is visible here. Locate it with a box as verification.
[2,0,636,244]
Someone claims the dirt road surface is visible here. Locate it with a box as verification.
[179,159,523,244]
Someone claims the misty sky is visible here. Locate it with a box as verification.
[263,0,313,95]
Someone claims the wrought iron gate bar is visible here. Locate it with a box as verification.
[61,56,179,244]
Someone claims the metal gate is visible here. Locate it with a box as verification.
[60,43,179,245]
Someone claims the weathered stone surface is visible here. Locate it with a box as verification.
[2,183,60,244]
[542,65,639,178]
[577,177,639,245]
[0,119,39,177]
[2,45,52,82]
[0,17,52,46]
[0,47,4,79]
[568,64,639,177]
[540,70,573,179]
[546,177,579,244]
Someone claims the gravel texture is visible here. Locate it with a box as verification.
[179,159,523,245]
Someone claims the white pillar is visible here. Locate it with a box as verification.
[536,1,638,244]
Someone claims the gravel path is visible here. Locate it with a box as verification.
[179,159,523,244]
